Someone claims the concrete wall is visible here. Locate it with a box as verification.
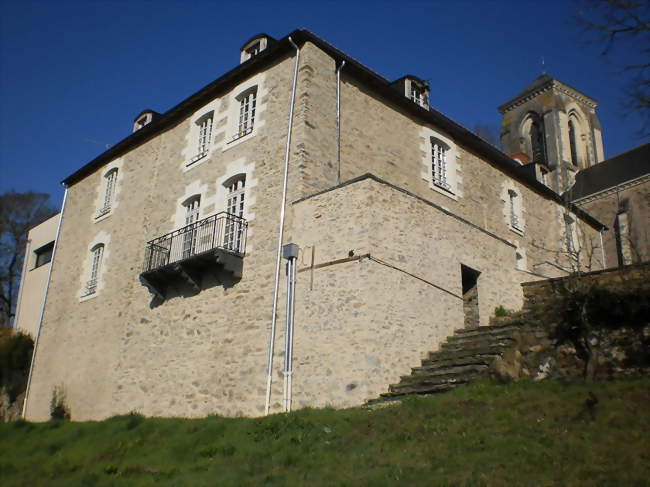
[14,214,59,338]
[25,40,604,421]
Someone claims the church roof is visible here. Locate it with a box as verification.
[569,142,650,201]
[498,74,598,113]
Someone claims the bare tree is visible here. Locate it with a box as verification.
[0,191,57,328]
[576,0,650,134]
[473,122,502,149]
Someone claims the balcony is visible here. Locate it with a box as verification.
[139,212,248,301]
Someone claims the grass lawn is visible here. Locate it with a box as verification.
[1,378,649,486]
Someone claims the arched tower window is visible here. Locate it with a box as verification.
[568,119,579,167]
[529,118,546,165]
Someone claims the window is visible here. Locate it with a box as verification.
[188,114,213,165]
[182,196,201,258]
[84,244,104,296]
[508,189,522,231]
[564,214,576,254]
[96,169,118,218]
[224,176,246,252]
[410,84,424,106]
[528,117,546,165]
[568,119,579,166]
[540,167,549,186]
[231,88,257,142]
[245,42,260,58]
[34,241,54,268]
[431,138,450,191]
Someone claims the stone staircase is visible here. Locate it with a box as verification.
[367,314,539,405]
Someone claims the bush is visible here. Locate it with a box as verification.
[0,331,34,401]
[494,306,512,318]
[50,385,70,420]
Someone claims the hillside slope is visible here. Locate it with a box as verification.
[1,379,649,486]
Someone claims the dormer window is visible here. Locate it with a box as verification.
[246,42,261,58]
[132,109,159,133]
[410,84,424,106]
[407,78,429,108]
[240,34,274,64]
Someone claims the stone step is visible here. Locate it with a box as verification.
[440,338,515,354]
[408,362,489,378]
[446,330,519,345]
[424,350,502,364]
[453,324,522,338]
[377,383,459,400]
[388,378,470,395]
[390,371,482,391]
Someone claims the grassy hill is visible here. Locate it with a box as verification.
[1,378,649,486]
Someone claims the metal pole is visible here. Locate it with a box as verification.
[265,37,301,416]
[599,229,607,269]
[283,260,291,412]
[288,255,297,412]
[22,186,68,419]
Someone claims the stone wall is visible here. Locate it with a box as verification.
[290,177,523,408]
[575,178,650,267]
[492,263,650,382]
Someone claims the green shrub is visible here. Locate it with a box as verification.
[494,306,512,318]
[0,331,34,401]
[49,385,70,420]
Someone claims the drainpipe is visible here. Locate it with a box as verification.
[282,243,299,412]
[265,37,300,416]
[336,60,346,184]
[599,229,607,269]
[22,185,69,419]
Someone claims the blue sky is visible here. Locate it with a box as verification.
[1,0,646,207]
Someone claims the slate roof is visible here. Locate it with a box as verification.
[569,142,650,201]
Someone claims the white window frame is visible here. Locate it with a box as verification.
[431,139,450,192]
[181,196,201,259]
[188,112,213,166]
[94,164,122,222]
[98,169,117,217]
[230,88,257,143]
[508,189,523,233]
[83,244,104,297]
[421,129,459,200]
[224,176,246,252]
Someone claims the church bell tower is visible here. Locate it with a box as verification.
[499,75,605,194]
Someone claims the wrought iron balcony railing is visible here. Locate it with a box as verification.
[142,212,248,273]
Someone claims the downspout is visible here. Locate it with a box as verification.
[336,60,346,184]
[599,229,607,269]
[265,37,300,416]
[22,185,69,419]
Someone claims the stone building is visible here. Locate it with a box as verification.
[570,142,650,267]
[500,74,605,194]
[23,30,605,421]
[13,214,59,338]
